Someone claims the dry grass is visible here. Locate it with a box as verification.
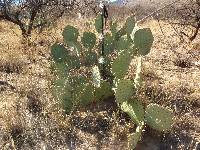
[0,17,199,150]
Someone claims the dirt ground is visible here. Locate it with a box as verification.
[0,17,199,150]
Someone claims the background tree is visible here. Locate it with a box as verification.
[158,0,200,41]
[0,0,81,37]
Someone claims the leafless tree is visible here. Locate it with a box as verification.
[158,0,200,41]
[0,0,81,37]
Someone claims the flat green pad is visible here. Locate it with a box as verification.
[111,50,132,79]
[84,51,98,66]
[52,62,69,77]
[52,78,73,114]
[110,20,118,36]
[74,84,95,106]
[66,55,81,69]
[121,99,144,125]
[115,79,135,104]
[133,28,154,56]
[124,15,135,35]
[145,104,173,132]
[104,33,115,55]
[94,14,102,33]
[94,81,113,101]
[128,124,143,149]
[51,43,68,62]
[62,25,79,43]
[81,32,96,49]
[116,36,132,51]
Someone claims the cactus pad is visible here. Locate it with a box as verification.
[133,28,154,56]
[62,25,79,43]
[111,50,133,79]
[104,33,115,55]
[128,123,144,149]
[85,51,98,66]
[51,43,68,62]
[81,32,96,49]
[52,78,73,114]
[52,62,69,77]
[95,14,102,33]
[94,81,113,101]
[121,99,144,125]
[116,36,132,51]
[145,104,173,132]
[62,95,73,114]
[70,76,89,87]
[66,55,81,69]
[115,79,135,104]
[124,15,135,35]
[74,84,95,106]
[110,20,118,36]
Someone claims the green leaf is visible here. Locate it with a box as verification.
[51,43,68,62]
[115,79,135,104]
[95,14,102,33]
[62,25,79,43]
[134,28,154,56]
[145,104,173,132]
[121,100,144,125]
[81,32,96,49]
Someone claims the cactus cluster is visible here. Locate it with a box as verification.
[51,15,173,149]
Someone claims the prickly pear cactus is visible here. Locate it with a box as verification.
[94,81,113,101]
[51,14,173,149]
